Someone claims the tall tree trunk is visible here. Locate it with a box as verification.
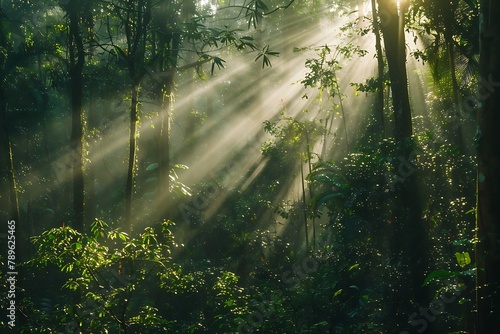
[68,1,85,232]
[157,30,177,197]
[371,0,385,134]
[377,1,428,332]
[122,0,151,231]
[476,1,500,333]
[377,0,412,142]
[0,88,20,224]
[158,44,179,215]
[0,7,20,224]
[125,82,140,231]
[159,80,172,198]
[154,0,184,219]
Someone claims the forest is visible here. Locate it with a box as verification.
[0,0,499,333]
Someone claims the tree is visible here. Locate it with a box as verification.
[0,5,20,223]
[476,0,500,332]
[112,0,153,231]
[377,0,412,142]
[376,1,429,331]
[61,0,88,232]
[371,0,385,134]
[150,0,189,219]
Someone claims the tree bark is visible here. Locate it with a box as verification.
[377,2,428,332]
[371,0,385,134]
[122,0,151,231]
[0,7,20,224]
[158,35,179,211]
[377,0,412,142]
[125,82,140,232]
[154,0,186,220]
[68,1,85,232]
[0,82,20,224]
[476,1,500,333]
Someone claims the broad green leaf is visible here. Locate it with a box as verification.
[422,270,460,286]
[455,252,471,268]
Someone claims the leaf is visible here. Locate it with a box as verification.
[465,208,476,215]
[455,252,471,268]
[173,164,189,170]
[333,289,343,298]
[62,262,73,272]
[256,0,269,12]
[146,163,159,171]
[422,270,460,286]
[255,45,279,68]
[211,56,226,75]
[348,263,359,271]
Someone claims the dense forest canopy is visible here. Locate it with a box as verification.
[0,0,499,333]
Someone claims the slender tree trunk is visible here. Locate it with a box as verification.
[122,0,151,231]
[125,82,140,231]
[68,2,85,232]
[159,66,175,196]
[304,130,315,250]
[157,30,180,219]
[300,160,309,252]
[159,81,171,204]
[371,0,385,134]
[476,1,500,333]
[0,91,20,224]
[156,0,193,218]
[0,7,19,223]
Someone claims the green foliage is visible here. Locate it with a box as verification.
[301,43,367,98]
[23,220,249,333]
[262,111,324,160]
[246,0,269,29]
[255,45,280,68]
[350,76,390,94]
[409,0,479,90]
[307,161,350,212]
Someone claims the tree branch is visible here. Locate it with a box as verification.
[264,0,295,15]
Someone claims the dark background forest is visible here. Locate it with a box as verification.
[1,0,500,333]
